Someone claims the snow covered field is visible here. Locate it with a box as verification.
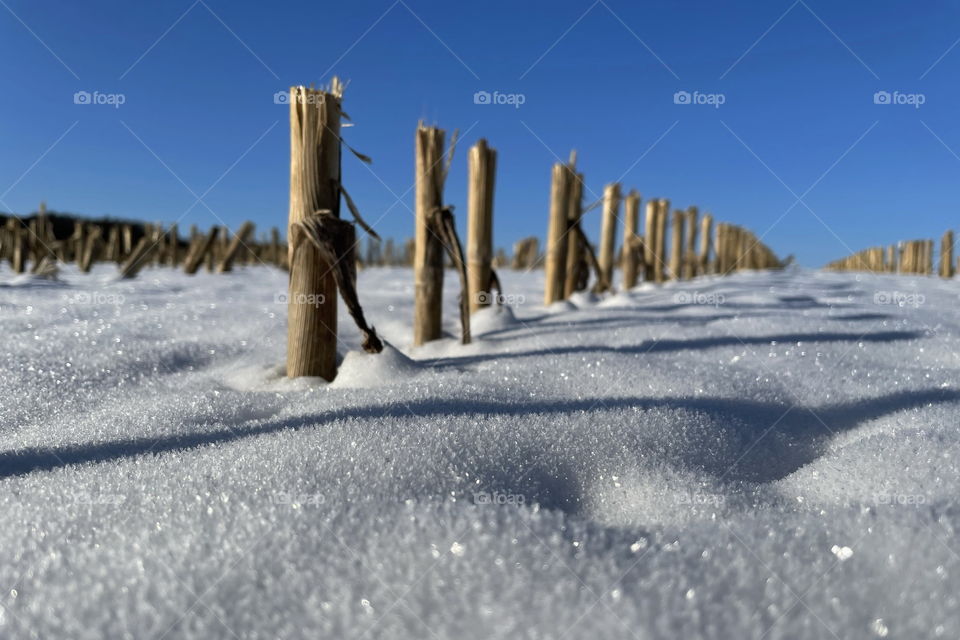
[1,264,958,639]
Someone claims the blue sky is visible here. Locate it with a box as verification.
[2,0,960,266]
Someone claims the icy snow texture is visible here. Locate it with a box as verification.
[0,265,959,639]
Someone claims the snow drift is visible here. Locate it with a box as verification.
[0,265,957,639]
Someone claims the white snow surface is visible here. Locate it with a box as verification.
[0,264,958,639]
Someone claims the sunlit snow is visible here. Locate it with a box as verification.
[0,264,957,639]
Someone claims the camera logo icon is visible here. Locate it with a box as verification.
[873,91,891,105]
[273,91,289,105]
[73,91,91,105]
[673,91,691,105]
[473,90,492,105]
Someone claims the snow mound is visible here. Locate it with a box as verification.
[471,304,518,336]
[567,290,599,307]
[598,291,639,308]
[222,363,325,392]
[330,342,422,388]
[544,299,577,314]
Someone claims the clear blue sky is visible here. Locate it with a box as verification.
[2,0,959,266]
